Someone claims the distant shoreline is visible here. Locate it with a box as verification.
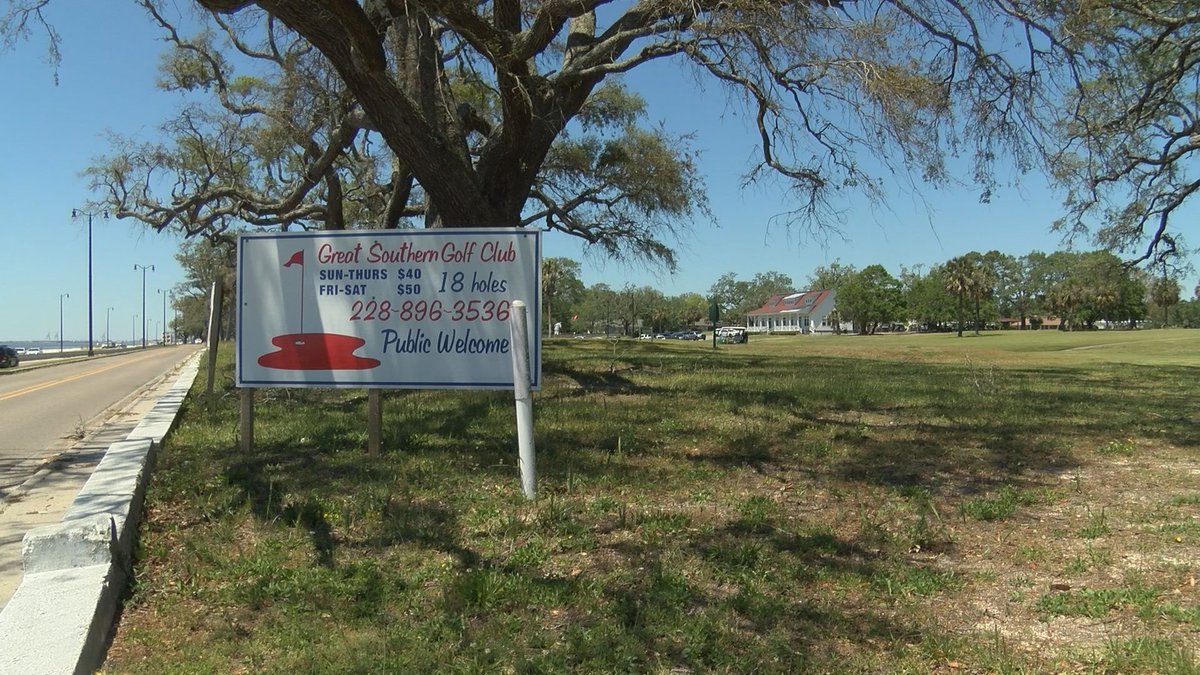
[0,340,161,352]
[0,341,95,350]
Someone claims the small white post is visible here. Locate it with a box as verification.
[509,300,536,499]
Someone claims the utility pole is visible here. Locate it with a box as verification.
[134,264,155,348]
[158,289,168,344]
[72,209,108,357]
[59,293,70,354]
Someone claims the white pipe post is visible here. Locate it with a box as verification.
[205,280,223,400]
[508,300,536,499]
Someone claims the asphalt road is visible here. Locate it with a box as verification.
[0,346,203,497]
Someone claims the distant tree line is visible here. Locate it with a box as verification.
[543,251,1199,338]
[840,250,1155,336]
[167,246,1197,340]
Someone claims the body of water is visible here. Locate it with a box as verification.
[0,339,136,353]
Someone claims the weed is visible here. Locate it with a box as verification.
[874,565,963,599]
[1157,603,1200,627]
[1063,545,1114,576]
[734,495,777,531]
[905,511,953,554]
[70,415,88,440]
[1079,507,1111,539]
[960,485,1035,522]
[969,630,1033,675]
[1157,521,1200,544]
[507,540,551,569]
[1169,494,1200,507]
[1015,545,1049,565]
[1090,637,1199,673]
[590,495,619,515]
[1036,584,1159,619]
[1063,556,1090,576]
[1097,438,1137,456]
[858,510,895,550]
[636,508,692,537]
[705,540,769,582]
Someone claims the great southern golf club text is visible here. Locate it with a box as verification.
[314,239,519,355]
[237,228,540,389]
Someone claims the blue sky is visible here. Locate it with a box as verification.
[0,4,1194,342]
[556,56,1199,297]
[0,3,186,343]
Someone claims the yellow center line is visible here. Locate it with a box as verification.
[0,352,163,402]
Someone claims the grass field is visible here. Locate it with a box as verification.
[102,329,1200,673]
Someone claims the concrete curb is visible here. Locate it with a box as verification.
[0,355,201,675]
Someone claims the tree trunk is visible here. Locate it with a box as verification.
[245,0,498,226]
[956,294,964,337]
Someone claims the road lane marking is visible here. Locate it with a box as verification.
[0,352,165,402]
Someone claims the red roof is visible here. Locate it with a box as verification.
[746,290,833,316]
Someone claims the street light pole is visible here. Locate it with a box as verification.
[72,209,108,357]
[134,264,155,348]
[158,289,167,345]
[59,293,70,354]
[106,306,114,343]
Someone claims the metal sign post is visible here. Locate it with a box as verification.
[205,279,223,400]
[508,301,536,499]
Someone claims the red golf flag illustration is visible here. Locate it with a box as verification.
[257,248,381,371]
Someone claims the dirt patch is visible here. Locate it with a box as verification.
[926,444,1200,660]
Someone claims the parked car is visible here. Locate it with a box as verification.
[715,326,748,344]
[0,346,19,368]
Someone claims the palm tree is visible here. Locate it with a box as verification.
[1046,280,1084,331]
[943,256,984,337]
[970,258,998,334]
[1150,277,1181,327]
[542,258,564,337]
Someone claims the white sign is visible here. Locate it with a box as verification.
[236,229,541,389]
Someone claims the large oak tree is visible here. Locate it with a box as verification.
[183,0,1067,227]
[77,1,707,267]
[18,0,1190,269]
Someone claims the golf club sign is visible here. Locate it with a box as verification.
[237,229,541,389]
